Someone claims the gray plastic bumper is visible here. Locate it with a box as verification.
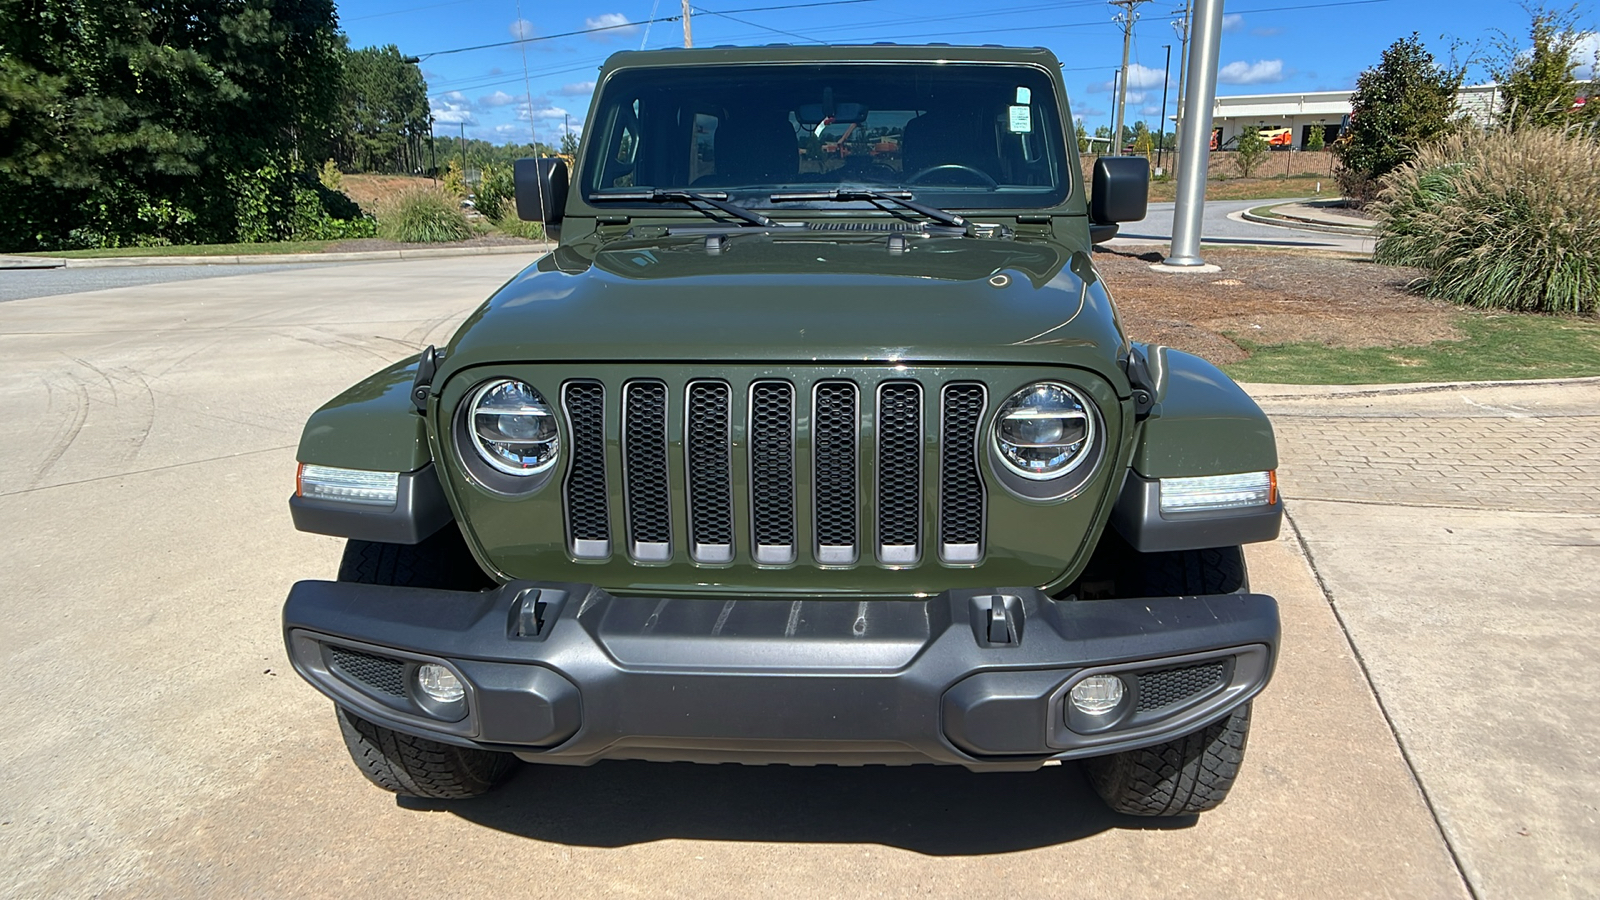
[283,581,1279,771]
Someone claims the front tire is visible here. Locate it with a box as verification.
[337,708,514,799]
[1082,703,1252,816]
[332,523,511,798]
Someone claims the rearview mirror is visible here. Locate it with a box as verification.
[514,157,569,238]
[795,102,868,127]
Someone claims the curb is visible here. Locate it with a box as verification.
[21,243,554,269]
[1240,208,1373,236]
[1240,374,1600,399]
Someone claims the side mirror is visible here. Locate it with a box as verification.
[514,157,569,238]
[1090,156,1150,227]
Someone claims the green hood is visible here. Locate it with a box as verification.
[440,232,1131,389]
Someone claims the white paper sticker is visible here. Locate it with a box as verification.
[1008,105,1033,133]
[1015,86,1032,104]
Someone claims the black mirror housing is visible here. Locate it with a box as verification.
[1090,156,1150,226]
[514,157,570,236]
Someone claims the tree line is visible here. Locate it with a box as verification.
[0,0,470,251]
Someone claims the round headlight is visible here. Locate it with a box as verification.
[468,379,559,476]
[993,381,1096,480]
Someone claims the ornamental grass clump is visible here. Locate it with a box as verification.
[377,187,473,244]
[1373,127,1600,315]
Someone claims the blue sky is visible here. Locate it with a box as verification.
[335,0,1599,144]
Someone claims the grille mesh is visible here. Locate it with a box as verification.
[939,384,986,549]
[329,646,406,697]
[876,383,923,551]
[623,381,672,547]
[749,382,797,549]
[562,382,610,545]
[813,382,859,553]
[686,382,734,550]
[1136,660,1228,711]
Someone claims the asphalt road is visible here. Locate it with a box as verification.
[0,262,327,303]
[1114,199,1374,255]
[8,254,1594,898]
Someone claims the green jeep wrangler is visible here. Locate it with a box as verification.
[283,44,1282,817]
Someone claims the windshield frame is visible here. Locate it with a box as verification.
[574,58,1074,215]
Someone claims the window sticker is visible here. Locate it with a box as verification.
[1008,105,1033,133]
[1015,86,1031,104]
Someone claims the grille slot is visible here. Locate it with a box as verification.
[622,380,672,562]
[1136,660,1228,712]
[813,381,859,564]
[876,382,923,563]
[562,381,611,559]
[748,381,797,564]
[329,646,406,698]
[939,383,987,563]
[686,381,734,563]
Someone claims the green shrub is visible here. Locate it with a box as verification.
[475,164,516,223]
[1235,127,1269,177]
[318,159,344,192]
[1374,127,1600,315]
[492,199,545,240]
[378,187,473,243]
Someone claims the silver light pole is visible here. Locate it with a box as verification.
[1162,0,1224,268]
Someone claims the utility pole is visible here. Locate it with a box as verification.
[681,0,693,47]
[1110,0,1147,156]
[1171,4,1192,149]
[1110,68,1121,151]
[1163,0,1224,268]
[1157,43,1171,169]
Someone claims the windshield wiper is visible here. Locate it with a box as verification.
[591,189,774,227]
[769,189,966,229]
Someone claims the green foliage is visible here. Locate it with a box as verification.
[440,159,468,199]
[492,199,546,240]
[0,0,346,251]
[230,161,372,242]
[1332,34,1463,205]
[1491,5,1600,130]
[1234,127,1269,176]
[475,164,516,223]
[560,130,580,156]
[1373,127,1600,315]
[337,45,430,174]
[378,188,473,243]
[318,159,343,191]
[1306,124,1326,151]
[1075,117,1089,153]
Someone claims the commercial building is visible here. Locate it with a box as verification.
[1206,84,1502,149]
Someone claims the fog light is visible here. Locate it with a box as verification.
[1069,675,1125,715]
[416,664,465,703]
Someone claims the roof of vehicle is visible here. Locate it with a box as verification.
[598,43,1062,72]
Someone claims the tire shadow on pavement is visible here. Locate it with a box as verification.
[403,758,1191,853]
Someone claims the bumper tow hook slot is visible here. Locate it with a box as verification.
[987,595,1017,644]
[516,589,547,637]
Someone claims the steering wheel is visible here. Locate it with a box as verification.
[905,164,999,188]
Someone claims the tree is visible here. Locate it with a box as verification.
[1235,126,1269,176]
[1131,120,1154,157]
[337,45,430,173]
[560,130,580,157]
[1331,33,1462,205]
[0,0,347,249]
[1306,123,1326,151]
[1492,5,1600,130]
[1075,117,1089,152]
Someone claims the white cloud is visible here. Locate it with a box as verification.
[1088,64,1168,94]
[557,81,597,97]
[1217,59,1286,85]
[510,19,535,40]
[1251,26,1284,37]
[516,105,571,122]
[585,13,638,40]
[1574,32,1598,80]
[1139,105,1164,116]
[1221,14,1244,33]
[479,91,522,108]
[430,94,477,126]
[1076,106,1107,118]
[1122,91,1147,105]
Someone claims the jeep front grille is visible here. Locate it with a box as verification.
[561,377,989,568]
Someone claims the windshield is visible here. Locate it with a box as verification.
[581,63,1068,209]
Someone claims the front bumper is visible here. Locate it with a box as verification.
[284,581,1278,771]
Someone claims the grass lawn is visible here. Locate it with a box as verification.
[1148,173,1334,203]
[1224,313,1600,384]
[18,241,336,259]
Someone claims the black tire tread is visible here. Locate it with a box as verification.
[1135,545,1248,597]
[337,707,513,799]
[1083,703,1252,816]
[336,523,492,590]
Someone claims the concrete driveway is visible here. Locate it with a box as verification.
[1,255,1585,898]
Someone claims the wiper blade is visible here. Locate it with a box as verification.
[592,189,774,227]
[769,189,966,228]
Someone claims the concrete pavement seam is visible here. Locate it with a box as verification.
[1282,504,1481,900]
[1,443,297,498]
[1283,494,1600,517]
[1248,375,1600,401]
